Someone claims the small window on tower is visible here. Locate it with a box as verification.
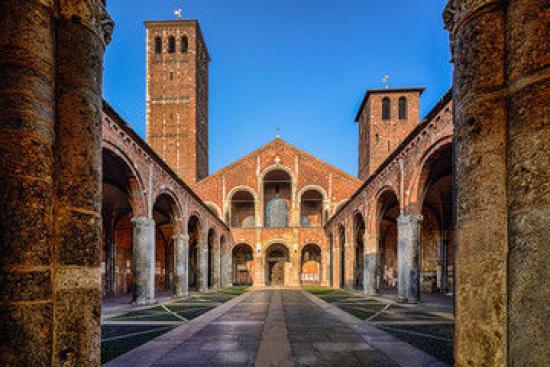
[382,97,391,120]
[375,133,380,144]
[169,72,174,80]
[154,36,162,54]
[181,36,188,53]
[399,96,408,120]
[168,36,176,53]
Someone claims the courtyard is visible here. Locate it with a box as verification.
[102,287,452,366]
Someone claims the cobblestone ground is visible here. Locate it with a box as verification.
[104,289,447,367]
[305,287,454,365]
[101,288,249,364]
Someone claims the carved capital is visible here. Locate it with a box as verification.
[59,0,115,46]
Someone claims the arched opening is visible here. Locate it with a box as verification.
[264,170,291,228]
[152,193,179,296]
[382,97,391,120]
[353,213,366,290]
[300,189,323,227]
[301,244,322,285]
[418,144,453,295]
[187,216,200,290]
[377,190,400,294]
[101,148,137,299]
[230,190,255,228]
[338,225,346,289]
[266,244,290,286]
[399,96,408,120]
[181,36,188,53]
[232,244,254,286]
[207,228,215,289]
[154,36,162,54]
[168,36,176,53]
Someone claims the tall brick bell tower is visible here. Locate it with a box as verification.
[356,87,424,180]
[145,19,210,184]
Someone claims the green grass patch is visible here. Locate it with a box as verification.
[339,305,378,320]
[221,286,250,296]
[302,286,338,296]
[101,329,172,364]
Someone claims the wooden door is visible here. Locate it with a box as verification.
[270,262,285,286]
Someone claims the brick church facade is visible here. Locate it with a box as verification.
[140,19,450,291]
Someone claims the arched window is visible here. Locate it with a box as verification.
[382,97,391,120]
[154,36,162,54]
[264,170,291,228]
[300,190,323,227]
[168,36,176,53]
[399,96,408,120]
[230,191,255,228]
[181,36,189,53]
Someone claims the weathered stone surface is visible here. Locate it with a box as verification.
[0,303,53,366]
[56,211,101,266]
[132,216,156,305]
[54,288,102,367]
[0,270,51,302]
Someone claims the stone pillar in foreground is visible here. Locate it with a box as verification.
[174,234,189,297]
[397,214,422,303]
[444,1,549,365]
[0,0,112,365]
[212,235,221,291]
[363,233,378,296]
[132,216,156,305]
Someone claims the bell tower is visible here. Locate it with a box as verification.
[356,87,424,180]
[145,18,210,184]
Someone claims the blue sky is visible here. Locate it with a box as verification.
[103,0,451,176]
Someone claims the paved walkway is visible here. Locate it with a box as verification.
[105,289,448,367]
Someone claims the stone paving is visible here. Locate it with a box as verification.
[304,287,454,364]
[104,288,449,367]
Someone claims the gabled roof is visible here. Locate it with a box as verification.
[199,137,362,185]
[354,87,426,122]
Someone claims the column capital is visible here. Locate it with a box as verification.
[173,234,190,243]
[397,213,423,226]
[59,0,115,46]
[131,216,155,226]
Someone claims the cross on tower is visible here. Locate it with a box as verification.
[382,74,390,89]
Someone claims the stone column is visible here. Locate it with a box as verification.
[132,216,156,305]
[212,235,221,291]
[174,234,189,297]
[220,238,233,288]
[437,239,448,293]
[363,233,378,296]
[198,228,209,293]
[397,214,422,303]
[444,1,549,365]
[0,0,112,365]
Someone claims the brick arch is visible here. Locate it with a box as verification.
[407,136,453,210]
[152,187,183,220]
[205,201,222,220]
[259,163,295,183]
[297,185,328,203]
[368,185,400,234]
[226,185,258,202]
[102,142,147,215]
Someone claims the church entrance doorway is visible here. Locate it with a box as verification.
[266,243,290,286]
